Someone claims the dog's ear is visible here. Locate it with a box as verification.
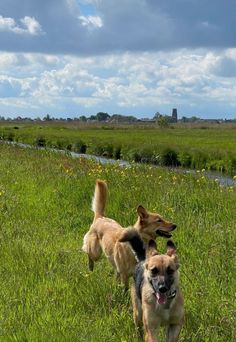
[166,240,180,268]
[137,205,149,220]
[166,240,176,256]
[145,240,158,269]
[147,239,158,258]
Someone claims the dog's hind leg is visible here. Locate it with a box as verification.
[115,271,121,281]
[82,232,102,271]
[120,272,129,291]
[88,256,94,271]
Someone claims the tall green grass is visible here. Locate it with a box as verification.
[0,144,235,341]
[0,122,236,175]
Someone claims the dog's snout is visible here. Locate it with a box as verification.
[171,224,177,230]
[158,284,168,293]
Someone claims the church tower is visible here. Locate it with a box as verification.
[172,108,178,122]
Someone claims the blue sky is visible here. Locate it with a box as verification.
[0,0,236,119]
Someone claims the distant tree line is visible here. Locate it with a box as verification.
[0,112,139,123]
[0,113,235,124]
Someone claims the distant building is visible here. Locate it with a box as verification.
[172,108,178,122]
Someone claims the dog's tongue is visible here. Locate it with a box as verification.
[156,292,167,305]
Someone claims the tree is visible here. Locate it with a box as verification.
[157,116,169,128]
[181,116,188,122]
[96,112,110,122]
[43,114,51,121]
[110,114,137,123]
[79,115,87,122]
[89,115,96,121]
[153,112,162,120]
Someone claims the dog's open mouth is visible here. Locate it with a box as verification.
[155,291,167,305]
[156,230,172,238]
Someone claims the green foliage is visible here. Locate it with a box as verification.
[90,141,114,158]
[114,145,121,160]
[125,147,159,164]
[160,148,180,166]
[6,131,15,141]
[35,136,46,147]
[55,139,68,150]
[0,144,235,341]
[157,116,170,128]
[73,139,87,153]
[96,112,110,122]
[190,150,208,169]
[66,143,72,151]
[178,151,192,167]
[0,122,236,175]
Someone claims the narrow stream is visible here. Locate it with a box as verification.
[2,141,236,186]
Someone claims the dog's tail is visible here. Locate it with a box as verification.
[92,179,108,220]
[119,228,146,262]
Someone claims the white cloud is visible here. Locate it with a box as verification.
[79,15,103,28]
[0,15,17,33]
[0,53,18,68]
[0,15,44,36]
[20,16,44,36]
[1,49,236,118]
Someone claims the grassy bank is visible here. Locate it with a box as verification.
[0,122,236,176]
[0,143,235,341]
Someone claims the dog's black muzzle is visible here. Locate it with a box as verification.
[158,284,168,293]
[151,278,170,294]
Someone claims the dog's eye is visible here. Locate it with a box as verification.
[156,219,162,223]
[166,266,174,275]
[151,267,159,275]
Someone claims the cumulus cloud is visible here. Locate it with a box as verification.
[20,16,44,35]
[0,15,44,36]
[1,50,236,118]
[79,15,103,28]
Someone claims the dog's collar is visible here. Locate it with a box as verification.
[167,289,177,299]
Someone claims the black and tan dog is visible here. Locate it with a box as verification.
[82,179,177,289]
[120,229,184,342]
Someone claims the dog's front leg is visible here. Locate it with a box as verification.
[144,327,158,342]
[166,323,182,342]
[131,286,143,340]
[143,305,159,342]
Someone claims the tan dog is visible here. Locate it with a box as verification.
[120,229,184,342]
[82,179,177,288]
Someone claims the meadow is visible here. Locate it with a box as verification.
[0,143,235,341]
[0,121,236,176]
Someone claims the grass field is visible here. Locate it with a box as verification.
[0,143,236,341]
[1,122,236,175]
